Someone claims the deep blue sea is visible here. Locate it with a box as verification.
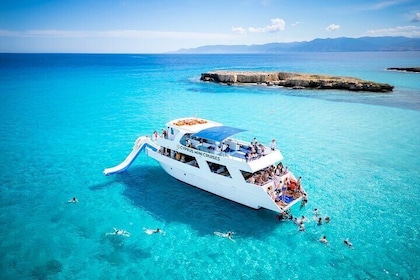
[0,52,419,279]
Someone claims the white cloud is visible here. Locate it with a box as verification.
[291,21,301,27]
[412,12,420,23]
[326,24,340,31]
[249,18,286,33]
[232,18,286,34]
[231,27,247,34]
[366,25,420,37]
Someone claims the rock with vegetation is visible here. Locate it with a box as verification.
[201,71,394,92]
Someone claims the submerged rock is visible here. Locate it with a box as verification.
[31,259,63,279]
[201,71,394,93]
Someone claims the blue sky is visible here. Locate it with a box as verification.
[1,0,419,53]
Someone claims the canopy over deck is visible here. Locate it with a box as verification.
[193,126,246,142]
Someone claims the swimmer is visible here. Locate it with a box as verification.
[107,228,130,237]
[143,228,164,235]
[319,235,328,245]
[300,193,308,208]
[344,238,353,248]
[225,231,236,242]
[298,221,305,231]
[325,216,330,223]
[295,216,308,225]
[317,217,323,225]
[314,208,319,217]
[67,197,78,203]
[276,213,285,221]
[214,231,235,242]
[276,210,290,221]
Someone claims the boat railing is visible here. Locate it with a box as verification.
[260,173,305,209]
[176,135,276,162]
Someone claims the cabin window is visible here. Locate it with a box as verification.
[240,170,253,181]
[241,168,273,186]
[207,161,231,177]
[180,134,220,154]
[173,152,199,168]
[180,133,193,147]
[161,147,171,156]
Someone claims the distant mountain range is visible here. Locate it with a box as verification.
[174,36,420,53]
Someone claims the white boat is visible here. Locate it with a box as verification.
[104,117,307,213]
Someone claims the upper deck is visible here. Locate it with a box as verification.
[163,117,280,160]
[166,117,222,134]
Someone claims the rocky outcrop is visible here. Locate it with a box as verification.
[387,67,420,73]
[201,71,394,93]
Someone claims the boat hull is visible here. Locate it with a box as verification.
[149,151,282,213]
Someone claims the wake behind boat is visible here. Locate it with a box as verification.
[104,117,307,214]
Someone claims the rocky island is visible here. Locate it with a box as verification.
[201,71,394,93]
[387,67,420,73]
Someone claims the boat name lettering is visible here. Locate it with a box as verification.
[179,146,220,161]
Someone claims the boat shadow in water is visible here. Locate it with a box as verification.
[110,166,284,239]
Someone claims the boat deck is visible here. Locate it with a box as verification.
[257,173,306,210]
[183,136,274,162]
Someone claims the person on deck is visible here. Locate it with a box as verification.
[221,143,227,155]
[245,151,250,162]
[296,177,302,192]
[270,139,277,151]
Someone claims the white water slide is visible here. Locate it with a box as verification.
[103,136,158,175]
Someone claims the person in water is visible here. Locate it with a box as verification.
[144,228,164,235]
[300,193,308,208]
[298,221,305,231]
[319,235,328,245]
[225,231,235,241]
[344,238,353,248]
[215,231,235,241]
[317,217,323,225]
[107,228,130,237]
[68,197,78,203]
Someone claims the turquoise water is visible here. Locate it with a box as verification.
[0,53,419,279]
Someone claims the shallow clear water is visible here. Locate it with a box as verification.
[0,53,419,279]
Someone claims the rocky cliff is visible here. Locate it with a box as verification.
[201,71,394,92]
